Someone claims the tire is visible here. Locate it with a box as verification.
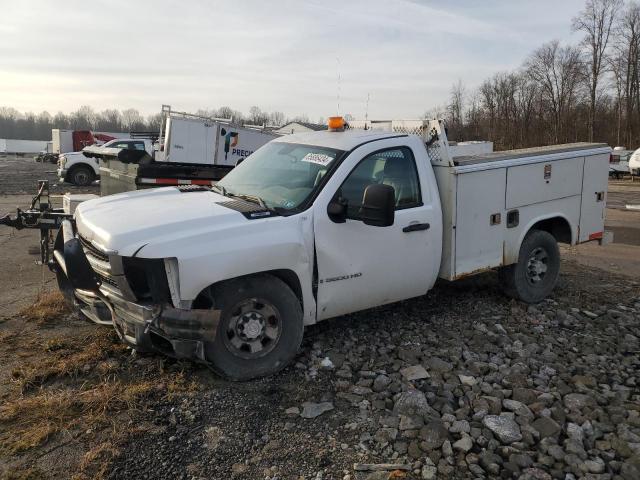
[69,165,94,186]
[500,229,560,304]
[205,274,303,381]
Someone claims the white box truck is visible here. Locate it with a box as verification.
[47,118,611,380]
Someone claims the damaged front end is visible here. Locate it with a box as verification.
[51,219,221,363]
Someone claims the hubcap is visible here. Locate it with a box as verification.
[526,247,548,285]
[224,298,281,359]
[75,172,89,184]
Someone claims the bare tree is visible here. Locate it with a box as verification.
[70,105,96,130]
[608,52,626,144]
[248,106,268,125]
[448,80,466,139]
[573,0,622,141]
[121,108,145,131]
[525,40,584,143]
[216,106,234,120]
[269,111,285,127]
[615,1,640,145]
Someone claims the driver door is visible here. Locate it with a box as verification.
[313,142,437,320]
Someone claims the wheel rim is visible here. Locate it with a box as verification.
[74,171,89,185]
[223,297,281,359]
[526,247,548,285]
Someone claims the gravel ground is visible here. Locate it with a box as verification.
[106,264,640,480]
[1,161,638,480]
[0,155,98,195]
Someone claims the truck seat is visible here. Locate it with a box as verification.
[382,157,418,206]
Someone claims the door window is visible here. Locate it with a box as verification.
[338,147,422,219]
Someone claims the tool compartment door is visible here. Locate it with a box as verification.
[579,153,609,242]
[455,168,506,277]
[505,158,583,209]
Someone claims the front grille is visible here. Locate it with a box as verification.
[78,234,122,294]
[96,272,118,288]
[79,235,109,263]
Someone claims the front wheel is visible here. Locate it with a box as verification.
[69,165,95,186]
[500,229,560,304]
[205,274,303,381]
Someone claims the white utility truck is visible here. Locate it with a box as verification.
[50,118,610,380]
[58,139,152,186]
[629,147,640,177]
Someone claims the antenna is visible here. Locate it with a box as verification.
[336,57,341,116]
[365,93,370,122]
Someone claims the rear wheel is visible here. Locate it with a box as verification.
[69,165,94,186]
[500,229,560,303]
[204,274,303,381]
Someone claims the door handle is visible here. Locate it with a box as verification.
[403,223,430,233]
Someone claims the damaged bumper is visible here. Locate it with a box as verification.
[51,219,220,362]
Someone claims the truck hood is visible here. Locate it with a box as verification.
[74,187,247,256]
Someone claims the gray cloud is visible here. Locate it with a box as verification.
[0,0,583,119]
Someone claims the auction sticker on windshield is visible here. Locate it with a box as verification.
[301,152,334,166]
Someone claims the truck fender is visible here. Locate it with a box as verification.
[505,213,575,265]
[191,268,315,325]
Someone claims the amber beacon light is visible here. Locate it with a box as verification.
[327,116,346,131]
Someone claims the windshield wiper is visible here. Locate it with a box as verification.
[211,184,228,196]
[230,193,268,209]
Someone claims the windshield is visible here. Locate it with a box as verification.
[217,142,344,212]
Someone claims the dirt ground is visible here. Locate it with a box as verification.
[0,162,639,480]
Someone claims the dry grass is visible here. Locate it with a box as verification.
[166,370,201,399]
[0,467,47,480]
[71,441,120,480]
[11,331,127,393]
[18,291,70,325]
[2,291,202,476]
[0,380,156,455]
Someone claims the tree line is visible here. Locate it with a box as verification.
[443,0,640,150]
[0,105,308,141]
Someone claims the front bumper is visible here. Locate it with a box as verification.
[52,220,221,362]
[57,167,67,180]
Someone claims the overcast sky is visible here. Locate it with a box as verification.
[0,0,585,121]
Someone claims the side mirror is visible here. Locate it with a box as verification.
[327,197,347,223]
[359,184,395,227]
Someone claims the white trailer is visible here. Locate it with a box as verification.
[160,107,277,166]
[52,129,74,154]
[0,139,49,154]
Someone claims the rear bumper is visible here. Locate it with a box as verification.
[52,220,220,362]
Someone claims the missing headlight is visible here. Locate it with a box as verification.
[122,257,171,304]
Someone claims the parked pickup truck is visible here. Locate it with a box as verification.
[51,118,611,380]
[59,139,153,186]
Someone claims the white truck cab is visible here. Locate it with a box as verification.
[53,119,611,379]
[629,147,640,176]
[59,139,153,186]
